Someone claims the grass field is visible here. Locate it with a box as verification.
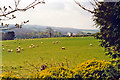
[2,37,110,68]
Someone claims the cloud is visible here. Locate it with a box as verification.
[0,0,96,29]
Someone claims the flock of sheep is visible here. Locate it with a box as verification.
[2,45,24,53]
[2,40,69,53]
[2,39,93,53]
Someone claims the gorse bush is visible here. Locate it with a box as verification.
[1,59,119,79]
[74,59,111,79]
[1,71,18,79]
[38,66,75,79]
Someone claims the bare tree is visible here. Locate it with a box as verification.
[0,0,45,28]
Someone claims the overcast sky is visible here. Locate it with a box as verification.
[0,0,98,29]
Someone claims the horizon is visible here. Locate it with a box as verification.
[8,24,99,30]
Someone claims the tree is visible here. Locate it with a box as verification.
[74,0,120,69]
[57,32,62,37]
[0,0,45,29]
[46,27,54,38]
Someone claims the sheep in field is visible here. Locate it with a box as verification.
[29,46,32,48]
[16,48,19,50]
[89,44,93,46]
[62,47,65,50]
[7,49,11,52]
[32,45,35,48]
[11,49,13,52]
[16,49,20,53]
[36,45,39,47]
[21,48,24,50]
[2,48,5,51]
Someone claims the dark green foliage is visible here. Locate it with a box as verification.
[93,2,120,68]
[101,65,119,79]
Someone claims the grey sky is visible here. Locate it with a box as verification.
[0,0,97,29]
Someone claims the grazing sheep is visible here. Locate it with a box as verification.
[16,49,20,53]
[89,44,93,46]
[11,49,13,52]
[32,45,35,48]
[21,48,24,50]
[7,49,11,52]
[41,64,47,71]
[29,46,32,48]
[16,48,19,50]
[62,47,65,50]
[18,46,21,48]
[2,48,5,51]
[36,45,39,47]
[41,42,43,44]
[31,44,33,46]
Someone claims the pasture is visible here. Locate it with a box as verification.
[2,37,109,68]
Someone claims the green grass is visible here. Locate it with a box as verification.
[2,37,110,68]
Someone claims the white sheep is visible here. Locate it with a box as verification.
[16,49,20,53]
[18,46,21,48]
[89,44,93,46]
[32,45,35,48]
[2,48,5,51]
[21,48,24,50]
[62,47,65,50]
[11,49,13,52]
[29,46,32,48]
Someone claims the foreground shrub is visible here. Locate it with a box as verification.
[2,71,19,79]
[38,66,76,79]
[73,59,117,79]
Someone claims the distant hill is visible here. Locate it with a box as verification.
[10,25,99,35]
